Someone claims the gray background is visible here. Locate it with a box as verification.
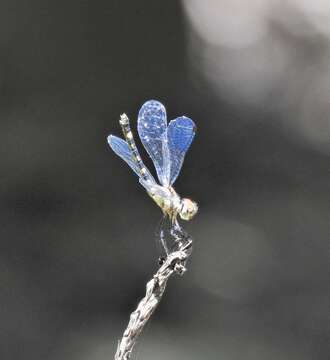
[0,1,329,359]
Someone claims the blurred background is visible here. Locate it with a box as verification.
[0,1,329,359]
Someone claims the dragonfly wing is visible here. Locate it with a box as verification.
[107,135,156,186]
[167,116,196,185]
[139,177,159,192]
[137,100,170,186]
[139,180,171,200]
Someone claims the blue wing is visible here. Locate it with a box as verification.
[137,100,170,186]
[167,116,196,185]
[107,135,156,186]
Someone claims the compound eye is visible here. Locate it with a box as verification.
[179,198,198,220]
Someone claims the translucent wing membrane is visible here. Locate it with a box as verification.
[107,135,156,188]
[138,100,170,186]
[167,116,196,185]
[109,101,196,189]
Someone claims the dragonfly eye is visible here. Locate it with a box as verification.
[179,198,198,221]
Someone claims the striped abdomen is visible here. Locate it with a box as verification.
[119,113,149,181]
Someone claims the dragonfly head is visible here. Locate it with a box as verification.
[179,198,198,221]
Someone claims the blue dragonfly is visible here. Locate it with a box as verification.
[108,100,198,256]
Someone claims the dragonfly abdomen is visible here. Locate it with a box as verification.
[119,114,149,181]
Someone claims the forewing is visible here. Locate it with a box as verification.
[137,100,170,186]
[167,116,196,185]
[107,135,156,187]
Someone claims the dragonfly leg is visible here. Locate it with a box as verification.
[170,218,187,242]
[157,217,192,261]
[169,218,192,256]
[168,218,193,269]
[156,215,170,263]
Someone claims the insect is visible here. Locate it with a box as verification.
[108,100,198,256]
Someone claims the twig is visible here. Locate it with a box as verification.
[114,239,193,360]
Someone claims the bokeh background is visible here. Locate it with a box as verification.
[0,1,329,359]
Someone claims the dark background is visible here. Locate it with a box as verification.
[0,1,329,359]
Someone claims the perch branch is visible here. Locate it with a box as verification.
[114,239,193,360]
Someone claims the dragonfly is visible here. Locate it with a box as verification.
[107,100,198,258]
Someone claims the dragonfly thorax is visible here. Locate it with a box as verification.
[148,186,198,221]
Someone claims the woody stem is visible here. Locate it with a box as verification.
[114,239,193,360]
